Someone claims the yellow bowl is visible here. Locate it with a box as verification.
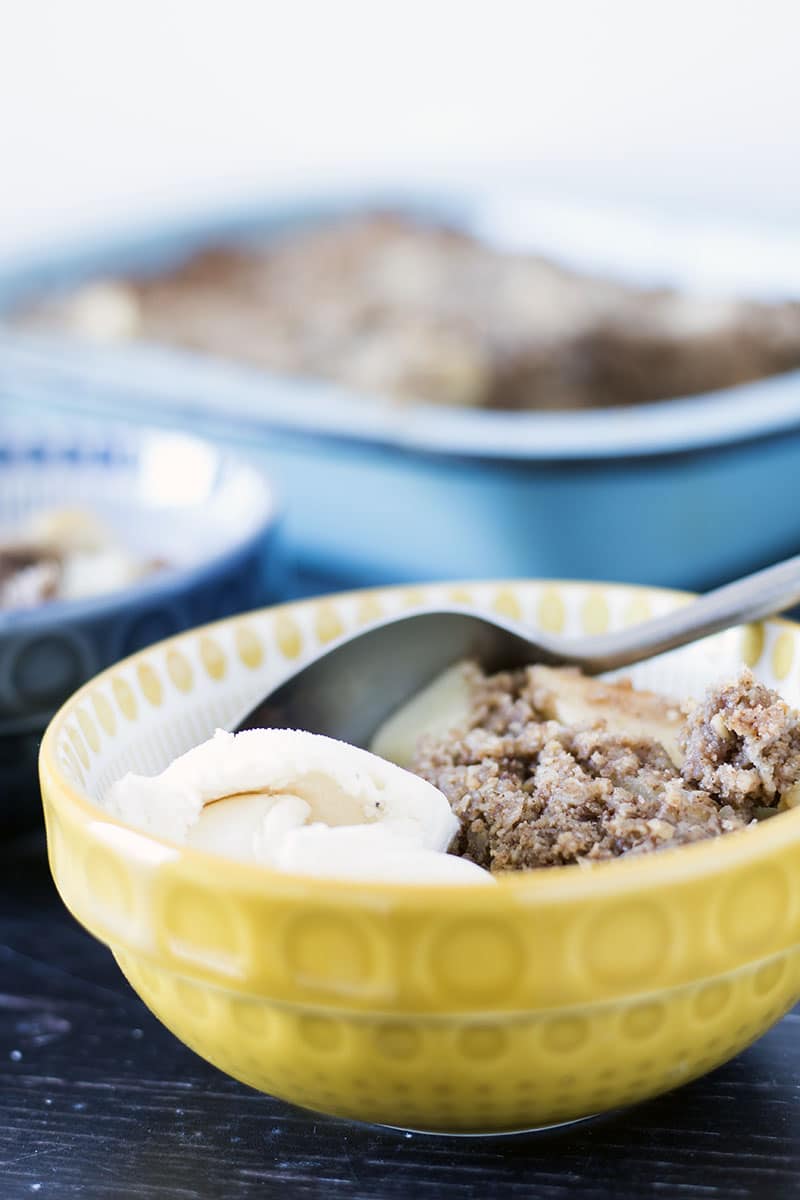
[39,581,800,1134]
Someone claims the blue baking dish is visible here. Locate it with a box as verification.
[1,187,800,594]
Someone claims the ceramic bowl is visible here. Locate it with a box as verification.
[39,581,800,1133]
[1,413,279,829]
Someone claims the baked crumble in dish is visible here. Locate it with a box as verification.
[0,507,165,610]
[377,661,800,871]
[15,213,800,411]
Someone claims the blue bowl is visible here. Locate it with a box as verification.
[0,413,279,827]
[1,187,800,595]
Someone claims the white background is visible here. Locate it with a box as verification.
[2,0,799,269]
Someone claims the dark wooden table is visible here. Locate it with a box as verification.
[3,827,800,1200]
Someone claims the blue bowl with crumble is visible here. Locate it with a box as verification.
[0,412,279,828]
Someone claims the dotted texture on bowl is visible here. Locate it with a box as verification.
[40,582,800,1020]
[114,947,800,1134]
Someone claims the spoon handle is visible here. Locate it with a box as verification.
[556,553,800,673]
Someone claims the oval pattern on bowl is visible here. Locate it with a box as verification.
[38,577,800,1101]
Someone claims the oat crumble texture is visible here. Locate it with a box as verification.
[17,214,800,412]
[412,665,800,871]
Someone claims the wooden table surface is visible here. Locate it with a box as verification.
[3,827,800,1200]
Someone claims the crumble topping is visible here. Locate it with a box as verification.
[16,213,800,412]
[0,508,165,610]
[412,664,800,871]
[681,672,800,809]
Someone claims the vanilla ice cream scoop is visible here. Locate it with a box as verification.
[104,728,491,884]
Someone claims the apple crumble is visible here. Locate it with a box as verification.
[0,508,165,610]
[15,213,800,411]
[407,663,800,870]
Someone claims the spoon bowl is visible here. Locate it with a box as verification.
[234,552,800,743]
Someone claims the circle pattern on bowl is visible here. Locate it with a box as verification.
[40,582,800,1011]
[581,902,672,988]
[11,633,87,708]
[123,609,181,657]
[112,944,800,1133]
[286,912,374,994]
[431,920,523,1003]
[39,580,800,1131]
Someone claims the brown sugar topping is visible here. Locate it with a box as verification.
[16,214,800,412]
[412,665,800,871]
[681,670,800,809]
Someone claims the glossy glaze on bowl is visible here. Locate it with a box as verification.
[39,581,800,1133]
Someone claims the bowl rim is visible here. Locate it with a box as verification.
[38,577,800,907]
[3,181,800,463]
[0,419,279,638]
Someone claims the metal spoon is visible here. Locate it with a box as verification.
[233,553,800,748]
